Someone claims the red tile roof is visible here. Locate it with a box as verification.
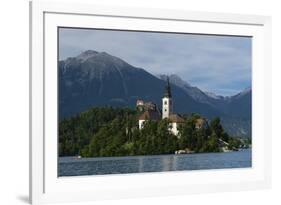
[138,110,161,120]
[168,114,185,123]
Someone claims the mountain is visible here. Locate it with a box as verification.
[59,50,251,137]
[219,87,251,137]
[204,91,225,100]
[158,74,225,105]
[159,74,251,137]
[158,74,251,117]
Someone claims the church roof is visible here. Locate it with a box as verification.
[163,77,172,98]
[168,114,185,123]
[138,110,161,120]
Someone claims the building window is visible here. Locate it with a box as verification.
[164,101,167,105]
[164,109,167,112]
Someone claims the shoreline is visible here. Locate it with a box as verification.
[59,148,251,161]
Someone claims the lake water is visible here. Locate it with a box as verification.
[58,149,251,176]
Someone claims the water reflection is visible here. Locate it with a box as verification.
[59,149,251,177]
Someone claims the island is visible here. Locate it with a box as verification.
[59,78,251,158]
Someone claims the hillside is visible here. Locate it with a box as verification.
[59,50,251,137]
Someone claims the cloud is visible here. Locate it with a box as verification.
[59,28,252,96]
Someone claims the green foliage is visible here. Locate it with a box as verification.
[228,137,243,150]
[59,107,250,157]
[210,117,223,137]
[178,115,222,153]
[59,107,137,156]
[202,133,220,152]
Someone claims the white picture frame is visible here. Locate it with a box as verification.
[30,0,272,204]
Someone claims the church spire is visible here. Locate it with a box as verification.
[163,76,172,98]
[162,76,173,119]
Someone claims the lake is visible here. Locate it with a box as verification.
[58,149,251,177]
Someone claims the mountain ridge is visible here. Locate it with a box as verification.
[59,50,251,137]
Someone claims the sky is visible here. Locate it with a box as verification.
[59,28,252,96]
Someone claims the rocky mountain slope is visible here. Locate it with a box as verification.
[59,50,251,137]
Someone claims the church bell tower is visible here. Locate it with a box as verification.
[162,77,173,119]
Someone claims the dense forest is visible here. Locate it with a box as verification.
[59,107,251,157]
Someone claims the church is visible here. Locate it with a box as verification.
[137,78,185,136]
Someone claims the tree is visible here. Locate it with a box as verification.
[59,107,235,157]
[202,132,220,152]
[210,117,223,138]
[178,118,196,150]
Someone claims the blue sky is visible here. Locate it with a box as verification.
[59,28,252,96]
